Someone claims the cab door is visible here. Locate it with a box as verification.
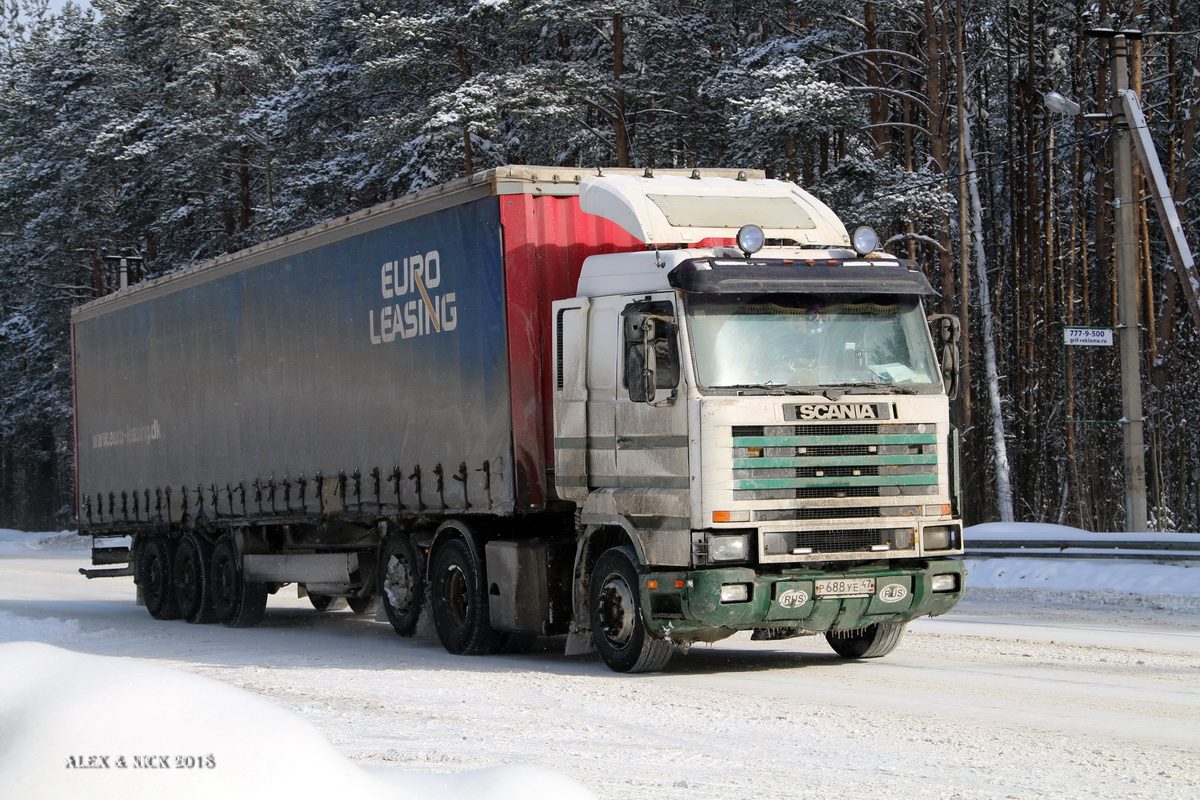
[613,294,690,492]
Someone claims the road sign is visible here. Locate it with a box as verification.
[1064,327,1114,346]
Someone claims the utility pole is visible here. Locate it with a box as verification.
[1051,29,1198,531]
[1108,32,1149,532]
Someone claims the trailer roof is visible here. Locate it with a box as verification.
[72,166,765,322]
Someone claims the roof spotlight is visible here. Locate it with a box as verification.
[852,226,879,255]
[736,224,765,257]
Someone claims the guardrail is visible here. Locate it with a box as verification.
[964,530,1200,561]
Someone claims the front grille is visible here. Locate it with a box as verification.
[758,507,880,521]
[761,528,916,556]
[797,486,879,499]
[731,422,939,503]
[797,529,885,552]
[729,423,940,558]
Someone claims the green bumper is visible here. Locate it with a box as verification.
[641,559,965,640]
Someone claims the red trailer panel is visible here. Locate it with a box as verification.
[499,193,642,508]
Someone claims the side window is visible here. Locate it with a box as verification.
[622,300,679,402]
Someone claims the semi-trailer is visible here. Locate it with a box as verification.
[73,165,965,672]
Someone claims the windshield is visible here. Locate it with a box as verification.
[685,293,941,392]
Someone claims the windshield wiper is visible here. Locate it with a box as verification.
[830,382,919,395]
[721,384,808,395]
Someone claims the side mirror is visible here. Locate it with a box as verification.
[622,304,679,404]
[928,314,961,400]
[623,312,656,403]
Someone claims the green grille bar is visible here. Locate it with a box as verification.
[733,475,939,490]
[733,433,938,447]
[732,454,937,469]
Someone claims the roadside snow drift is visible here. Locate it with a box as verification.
[0,641,595,800]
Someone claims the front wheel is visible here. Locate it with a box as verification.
[210,535,268,628]
[429,537,501,655]
[588,546,672,673]
[825,621,906,659]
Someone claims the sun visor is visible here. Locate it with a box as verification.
[579,174,851,247]
[667,258,936,296]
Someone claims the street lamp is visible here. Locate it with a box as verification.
[1042,91,1081,117]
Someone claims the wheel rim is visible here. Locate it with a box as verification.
[213,550,236,611]
[176,545,200,610]
[145,550,166,608]
[440,563,469,632]
[596,571,636,650]
[383,553,414,614]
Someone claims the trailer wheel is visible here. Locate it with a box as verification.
[210,535,267,628]
[825,622,907,659]
[138,536,180,621]
[347,594,378,616]
[588,547,673,673]
[378,530,424,636]
[307,592,348,612]
[174,533,216,624]
[430,537,502,655]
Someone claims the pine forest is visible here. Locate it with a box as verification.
[1,0,1198,532]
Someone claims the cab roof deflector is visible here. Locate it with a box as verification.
[578,173,852,248]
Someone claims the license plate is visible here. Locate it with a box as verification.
[815,577,876,598]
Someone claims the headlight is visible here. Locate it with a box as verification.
[720,584,751,603]
[923,525,955,550]
[931,573,959,593]
[709,534,749,562]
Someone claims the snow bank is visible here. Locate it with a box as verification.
[0,642,596,800]
[0,529,88,557]
[0,610,92,643]
[963,522,1200,613]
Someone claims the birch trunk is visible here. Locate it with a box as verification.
[963,108,1016,522]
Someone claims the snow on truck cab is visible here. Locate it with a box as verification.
[72,166,965,673]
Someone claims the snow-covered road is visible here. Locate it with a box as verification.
[2,545,1198,799]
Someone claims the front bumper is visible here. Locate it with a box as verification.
[640,558,965,641]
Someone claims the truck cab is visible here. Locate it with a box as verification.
[552,173,965,671]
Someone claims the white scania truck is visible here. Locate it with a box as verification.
[73,166,965,672]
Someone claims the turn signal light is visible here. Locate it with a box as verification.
[713,510,750,523]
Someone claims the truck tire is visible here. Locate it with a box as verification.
[378,529,424,636]
[137,535,180,621]
[307,592,348,612]
[429,536,502,655]
[210,535,268,628]
[347,594,378,616]
[825,621,907,659]
[588,546,673,673]
[174,533,216,624]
